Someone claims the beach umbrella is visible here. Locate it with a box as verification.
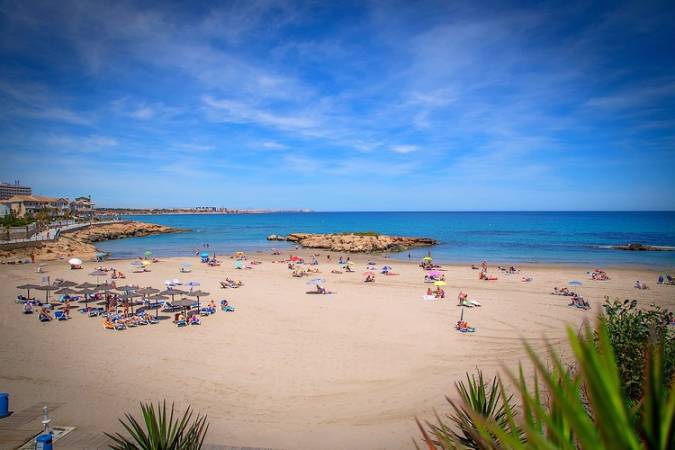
[172,278,181,285]
[55,280,78,288]
[95,252,107,259]
[290,256,302,262]
[144,251,153,258]
[68,258,83,266]
[145,294,168,318]
[180,262,192,268]
[186,290,209,310]
[55,287,79,295]
[423,256,432,261]
[16,283,41,299]
[433,281,447,287]
[35,285,53,303]
[569,280,583,286]
[427,270,441,276]
[78,288,97,310]
[141,260,151,267]
[130,260,143,267]
[95,283,115,296]
[116,285,138,295]
[89,269,107,284]
[306,278,326,286]
[136,287,159,297]
[77,282,97,289]
[382,265,392,272]
[172,299,195,315]
[234,260,243,269]
[160,288,185,303]
[173,299,194,308]
[117,293,141,315]
[186,281,200,292]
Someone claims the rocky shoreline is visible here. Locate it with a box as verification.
[610,243,674,252]
[267,232,436,253]
[0,221,184,263]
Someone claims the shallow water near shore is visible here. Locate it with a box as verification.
[96,211,675,266]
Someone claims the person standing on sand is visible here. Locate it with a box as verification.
[408,253,411,260]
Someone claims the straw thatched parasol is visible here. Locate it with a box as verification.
[16,283,41,299]
[185,290,209,310]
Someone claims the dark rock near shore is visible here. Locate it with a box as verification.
[611,243,673,251]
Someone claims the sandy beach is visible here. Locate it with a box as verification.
[1,251,673,449]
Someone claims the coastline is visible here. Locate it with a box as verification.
[101,251,675,272]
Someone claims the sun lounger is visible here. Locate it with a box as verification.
[102,318,125,330]
[162,301,182,312]
[54,310,68,321]
[88,307,105,317]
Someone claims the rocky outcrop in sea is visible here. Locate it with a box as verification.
[267,232,436,253]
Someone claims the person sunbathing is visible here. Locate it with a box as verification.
[634,281,648,290]
[455,320,475,332]
[23,303,34,314]
[427,288,433,296]
[39,307,52,322]
[364,274,375,282]
[458,291,468,305]
[316,285,327,294]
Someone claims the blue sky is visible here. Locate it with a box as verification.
[0,0,674,211]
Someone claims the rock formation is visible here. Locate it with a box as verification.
[611,243,674,251]
[0,221,183,263]
[267,232,436,253]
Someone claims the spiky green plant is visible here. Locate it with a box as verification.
[417,321,675,449]
[416,370,519,449]
[106,401,209,450]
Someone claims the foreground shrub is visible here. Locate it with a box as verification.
[417,320,675,449]
[106,401,208,450]
[601,297,674,403]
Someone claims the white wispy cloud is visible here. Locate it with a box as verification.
[390,145,419,154]
[202,96,317,131]
[260,140,289,150]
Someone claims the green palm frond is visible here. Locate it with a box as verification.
[417,317,674,449]
[105,401,209,450]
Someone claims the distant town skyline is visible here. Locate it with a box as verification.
[1,1,674,211]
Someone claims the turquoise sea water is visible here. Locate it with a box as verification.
[96,212,675,266]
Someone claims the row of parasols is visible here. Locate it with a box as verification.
[17,278,211,318]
